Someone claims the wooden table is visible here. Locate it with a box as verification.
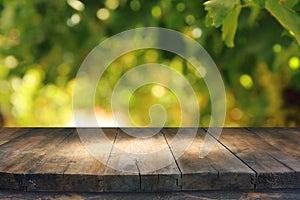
[0,128,299,193]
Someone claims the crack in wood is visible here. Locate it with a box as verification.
[0,128,299,192]
[161,129,182,176]
[204,128,258,176]
[135,159,142,191]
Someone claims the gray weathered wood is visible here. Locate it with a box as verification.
[103,128,140,192]
[104,128,181,192]
[127,128,181,192]
[0,128,299,192]
[163,128,255,190]
[207,128,300,189]
[27,128,117,192]
[0,128,73,190]
[249,128,300,161]
[0,128,73,173]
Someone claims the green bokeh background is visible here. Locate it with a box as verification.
[0,0,299,127]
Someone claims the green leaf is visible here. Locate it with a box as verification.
[281,0,300,9]
[265,0,300,45]
[204,0,237,27]
[252,0,265,8]
[204,11,214,27]
[221,4,242,47]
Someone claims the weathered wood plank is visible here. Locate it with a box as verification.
[63,128,117,192]
[0,128,29,190]
[249,128,300,161]
[0,128,73,190]
[0,128,19,140]
[64,128,117,174]
[26,131,79,192]
[0,173,23,191]
[208,128,300,189]
[0,128,299,193]
[0,129,73,173]
[163,128,255,190]
[0,128,29,146]
[27,128,117,192]
[122,128,181,192]
[103,128,181,192]
[103,128,140,192]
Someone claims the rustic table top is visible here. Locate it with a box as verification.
[0,128,299,193]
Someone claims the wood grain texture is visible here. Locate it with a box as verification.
[128,128,181,192]
[27,128,117,192]
[0,128,73,173]
[249,128,300,161]
[104,128,181,192]
[207,128,300,189]
[0,128,299,193]
[103,128,140,192]
[0,128,73,190]
[0,128,29,146]
[163,128,255,190]
[0,129,72,172]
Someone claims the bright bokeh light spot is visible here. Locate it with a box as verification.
[239,74,253,89]
[273,44,282,53]
[67,0,85,12]
[11,77,22,91]
[144,50,158,62]
[170,58,183,73]
[151,6,161,19]
[11,93,28,117]
[23,69,42,87]
[151,85,167,98]
[94,106,117,127]
[130,0,140,11]
[196,67,206,78]
[4,55,18,69]
[289,30,295,36]
[230,107,243,120]
[192,28,202,39]
[185,15,195,25]
[176,3,185,12]
[122,53,137,67]
[97,8,110,21]
[288,56,300,70]
[72,14,81,24]
[67,14,81,27]
[105,0,119,10]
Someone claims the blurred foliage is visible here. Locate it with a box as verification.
[204,0,300,47]
[0,0,300,127]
